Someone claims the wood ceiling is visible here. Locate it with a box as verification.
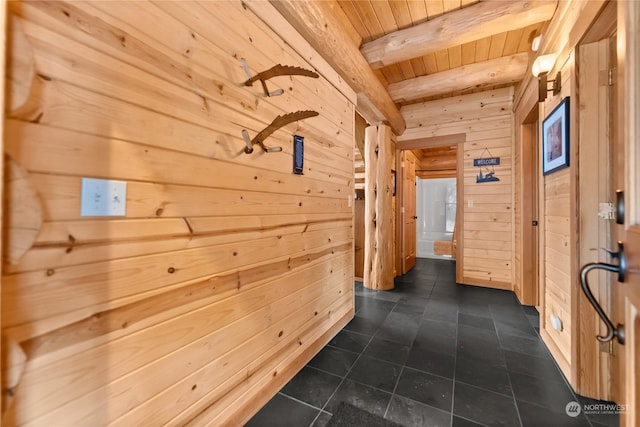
[337,0,555,106]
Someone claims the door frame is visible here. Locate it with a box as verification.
[574,0,618,401]
[515,106,541,307]
[395,134,465,279]
[615,2,640,424]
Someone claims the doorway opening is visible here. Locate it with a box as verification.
[396,136,463,276]
[415,177,457,260]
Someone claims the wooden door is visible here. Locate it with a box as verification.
[403,151,416,273]
[615,3,640,425]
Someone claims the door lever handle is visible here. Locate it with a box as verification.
[599,243,627,282]
[579,241,626,344]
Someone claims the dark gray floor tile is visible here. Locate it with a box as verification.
[246,393,319,427]
[429,294,459,307]
[458,312,496,331]
[254,259,623,427]
[398,295,430,307]
[576,394,620,427]
[458,302,492,319]
[413,334,457,357]
[494,319,537,339]
[357,306,393,323]
[423,302,459,322]
[392,302,426,316]
[453,382,520,427]
[307,346,358,377]
[374,311,421,345]
[517,399,591,427]
[386,395,452,427]
[325,379,392,417]
[453,416,487,426]
[347,355,401,392]
[457,328,505,366]
[490,305,530,324]
[504,350,564,383]
[509,371,576,414]
[356,288,404,303]
[395,367,453,412]
[328,330,371,353]
[311,411,332,427]
[281,366,342,408]
[498,332,551,359]
[363,337,410,365]
[457,324,499,344]
[418,317,458,337]
[406,344,456,378]
[455,355,512,397]
[357,298,397,313]
[343,315,383,336]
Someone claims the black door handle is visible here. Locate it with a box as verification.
[579,241,626,344]
[413,216,418,219]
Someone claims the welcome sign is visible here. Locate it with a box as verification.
[473,157,500,167]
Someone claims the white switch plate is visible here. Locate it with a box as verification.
[81,178,127,217]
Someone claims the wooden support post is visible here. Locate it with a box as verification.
[363,125,394,290]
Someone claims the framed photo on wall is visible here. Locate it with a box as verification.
[542,97,570,175]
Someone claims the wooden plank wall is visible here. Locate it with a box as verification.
[513,0,611,390]
[400,87,514,289]
[538,56,573,380]
[415,145,457,179]
[1,1,355,425]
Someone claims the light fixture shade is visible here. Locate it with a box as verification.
[532,53,557,77]
[531,35,543,52]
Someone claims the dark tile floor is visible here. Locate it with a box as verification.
[246,259,619,427]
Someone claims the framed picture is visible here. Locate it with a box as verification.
[542,97,570,175]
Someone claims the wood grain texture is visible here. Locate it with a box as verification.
[538,51,574,384]
[2,158,42,266]
[360,0,556,68]
[2,1,354,424]
[388,52,529,102]
[363,125,394,290]
[269,0,406,135]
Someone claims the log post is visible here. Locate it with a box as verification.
[363,125,394,290]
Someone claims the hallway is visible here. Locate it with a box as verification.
[247,259,618,427]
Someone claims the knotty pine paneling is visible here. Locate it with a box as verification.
[538,53,573,381]
[399,87,514,289]
[2,1,354,425]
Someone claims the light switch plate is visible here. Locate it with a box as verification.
[81,178,127,217]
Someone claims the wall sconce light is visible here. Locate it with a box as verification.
[532,53,560,102]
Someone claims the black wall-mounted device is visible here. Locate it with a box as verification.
[293,135,304,175]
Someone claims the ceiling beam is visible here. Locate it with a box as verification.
[269,0,406,135]
[388,53,529,103]
[361,0,557,69]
